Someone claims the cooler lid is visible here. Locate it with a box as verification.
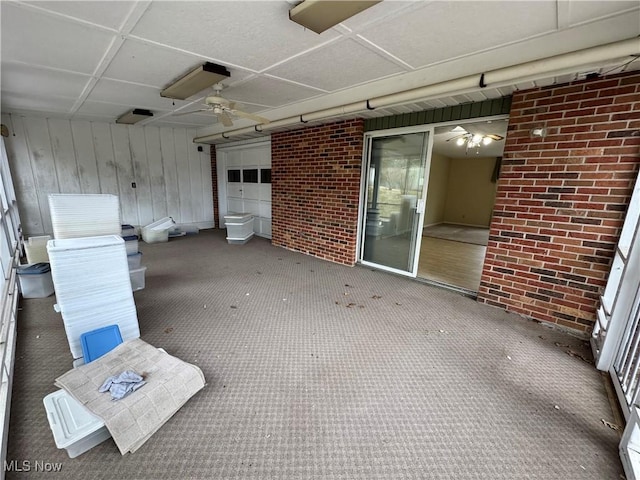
[121,224,134,229]
[122,235,139,241]
[17,262,51,275]
[43,390,105,449]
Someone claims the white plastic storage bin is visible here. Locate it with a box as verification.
[48,194,121,239]
[43,389,111,458]
[224,213,254,244]
[141,217,174,243]
[127,252,142,269]
[123,235,138,255]
[121,224,135,237]
[47,235,140,359]
[25,235,51,263]
[17,263,55,298]
[129,266,147,291]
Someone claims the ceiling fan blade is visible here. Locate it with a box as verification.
[218,111,233,127]
[230,109,270,124]
[173,108,211,116]
[487,134,504,141]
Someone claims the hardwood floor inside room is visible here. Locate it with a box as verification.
[418,236,487,292]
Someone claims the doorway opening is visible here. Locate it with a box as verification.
[418,118,507,292]
[358,117,507,293]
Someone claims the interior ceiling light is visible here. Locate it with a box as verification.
[161,62,230,100]
[115,108,153,124]
[448,131,504,154]
[289,0,382,34]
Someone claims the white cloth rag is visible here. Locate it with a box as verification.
[99,370,146,400]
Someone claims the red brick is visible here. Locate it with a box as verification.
[479,71,639,335]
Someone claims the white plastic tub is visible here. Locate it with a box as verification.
[142,217,174,243]
[127,252,142,269]
[123,235,139,255]
[17,263,54,298]
[25,235,51,263]
[129,266,147,291]
[43,389,111,458]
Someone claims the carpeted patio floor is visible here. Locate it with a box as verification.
[6,229,622,479]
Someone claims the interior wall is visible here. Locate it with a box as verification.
[478,71,640,334]
[1,114,213,236]
[424,152,450,226]
[271,119,364,266]
[443,156,497,227]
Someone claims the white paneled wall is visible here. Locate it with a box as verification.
[0,114,213,236]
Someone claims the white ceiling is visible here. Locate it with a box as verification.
[1,1,639,143]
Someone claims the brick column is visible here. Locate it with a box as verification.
[210,145,218,228]
[271,119,364,266]
[478,72,640,334]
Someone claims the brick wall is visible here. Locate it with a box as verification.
[478,72,640,334]
[271,119,364,265]
[210,145,218,228]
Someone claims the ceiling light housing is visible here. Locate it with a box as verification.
[289,0,382,34]
[116,109,153,125]
[161,62,230,100]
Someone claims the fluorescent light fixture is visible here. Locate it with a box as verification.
[116,109,153,124]
[289,0,382,34]
[161,62,230,100]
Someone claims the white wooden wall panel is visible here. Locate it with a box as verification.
[187,128,204,226]
[2,115,213,236]
[70,121,101,193]
[159,127,180,222]
[92,122,119,196]
[128,127,154,226]
[111,125,138,225]
[0,115,43,233]
[49,118,82,195]
[23,117,59,234]
[173,129,192,223]
[145,127,168,221]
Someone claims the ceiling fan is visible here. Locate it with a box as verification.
[174,83,269,127]
[446,126,504,153]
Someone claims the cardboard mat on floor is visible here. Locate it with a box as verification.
[55,338,205,454]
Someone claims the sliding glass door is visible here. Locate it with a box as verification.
[360,130,430,275]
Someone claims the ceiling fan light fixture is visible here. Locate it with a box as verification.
[482,136,493,146]
[289,0,382,34]
[115,108,153,124]
[161,62,230,100]
[456,137,466,146]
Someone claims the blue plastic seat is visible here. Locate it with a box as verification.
[80,325,123,363]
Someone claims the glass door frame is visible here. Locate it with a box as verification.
[357,124,435,278]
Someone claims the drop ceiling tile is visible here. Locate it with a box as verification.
[74,100,153,117]
[567,1,639,26]
[358,1,557,69]
[86,78,190,110]
[1,90,75,113]
[224,77,323,108]
[103,39,253,89]
[130,1,339,71]
[1,63,90,99]
[25,0,136,30]
[265,38,405,92]
[0,2,116,74]
[340,1,421,31]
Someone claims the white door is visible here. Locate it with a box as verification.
[217,139,272,238]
